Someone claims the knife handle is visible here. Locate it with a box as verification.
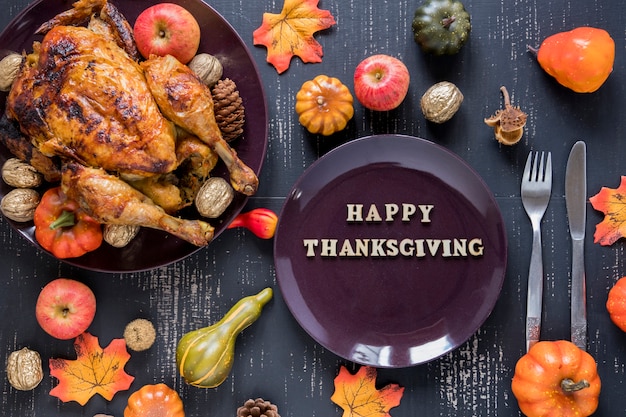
[571,238,587,350]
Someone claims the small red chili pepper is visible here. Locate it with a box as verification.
[33,187,103,259]
[227,208,278,239]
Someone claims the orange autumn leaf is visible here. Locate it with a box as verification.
[331,366,404,417]
[252,0,336,74]
[49,332,134,405]
[589,176,626,246]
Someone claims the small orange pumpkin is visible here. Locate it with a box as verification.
[295,75,354,136]
[607,276,626,331]
[511,340,601,417]
[124,383,185,417]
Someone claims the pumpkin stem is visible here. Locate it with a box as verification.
[561,378,591,393]
[527,45,539,56]
[441,16,456,29]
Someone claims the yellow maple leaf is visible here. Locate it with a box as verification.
[49,332,134,405]
[252,0,336,74]
[331,366,404,417]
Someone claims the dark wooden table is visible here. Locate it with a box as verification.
[1,0,625,415]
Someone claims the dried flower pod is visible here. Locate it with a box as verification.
[124,318,157,351]
[195,176,235,218]
[2,158,43,188]
[420,81,463,123]
[6,347,44,391]
[237,398,281,417]
[103,224,140,248]
[0,53,22,92]
[1,188,40,222]
[188,53,223,87]
[484,86,527,145]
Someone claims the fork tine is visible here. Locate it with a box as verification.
[523,151,534,181]
[545,152,552,184]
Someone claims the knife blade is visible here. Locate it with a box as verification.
[565,141,587,350]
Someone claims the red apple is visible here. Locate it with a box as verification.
[35,278,96,340]
[353,54,410,111]
[133,3,201,64]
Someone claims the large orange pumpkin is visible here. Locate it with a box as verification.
[511,340,601,417]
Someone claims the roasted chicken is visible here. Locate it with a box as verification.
[1,0,258,247]
[62,163,214,246]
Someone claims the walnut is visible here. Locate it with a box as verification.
[420,81,464,123]
[103,224,140,248]
[188,53,223,87]
[195,176,235,218]
[123,318,157,351]
[1,188,40,222]
[2,158,43,188]
[0,53,22,92]
[6,347,44,391]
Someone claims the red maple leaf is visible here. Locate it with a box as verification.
[252,0,336,74]
[331,366,404,417]
[589,176,626,246]
[49,332,134,405]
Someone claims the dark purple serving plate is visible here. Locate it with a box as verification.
[0,0,267,272]
[274,135,507,367]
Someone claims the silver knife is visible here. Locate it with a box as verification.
[565,141,587,350]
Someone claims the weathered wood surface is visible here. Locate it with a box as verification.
[1,0,626,415]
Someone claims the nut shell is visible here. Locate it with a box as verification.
[195,176,235,218]
[103,224,140,248]
[421,81,463,123]
[1,188,40,222]
[2,158,43,188]
[0,53,22,92]
[188,53,223,87]
[6,347,44,391]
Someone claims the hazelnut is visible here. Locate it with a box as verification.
[1,188,40,222]
[6,347,44,391]
[2,158,43,188]
[0,53,22,92]
[420,81,464,123]
[103,224,140,248]
[195,176,235,218]
[188,53,223,87]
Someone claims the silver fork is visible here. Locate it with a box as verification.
[521,151,552,352]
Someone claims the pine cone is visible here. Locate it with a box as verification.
[212,78,245,142]
[236,398,280,417]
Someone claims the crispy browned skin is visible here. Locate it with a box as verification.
[36,0,140,60]
[6,25,177,179]
[141,55,259,196]
[0,115,61,183]
[62,163,214,246]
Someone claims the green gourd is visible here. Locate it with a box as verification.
[412,0,471,55]
[176,287,273,388]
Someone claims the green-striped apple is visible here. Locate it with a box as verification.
[353,54,410,111]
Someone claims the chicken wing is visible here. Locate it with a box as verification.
[62,163,214,246]
[141,55,259,195]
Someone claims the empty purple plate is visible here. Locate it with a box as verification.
[274,135,507,367]
[0,0,267,272]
